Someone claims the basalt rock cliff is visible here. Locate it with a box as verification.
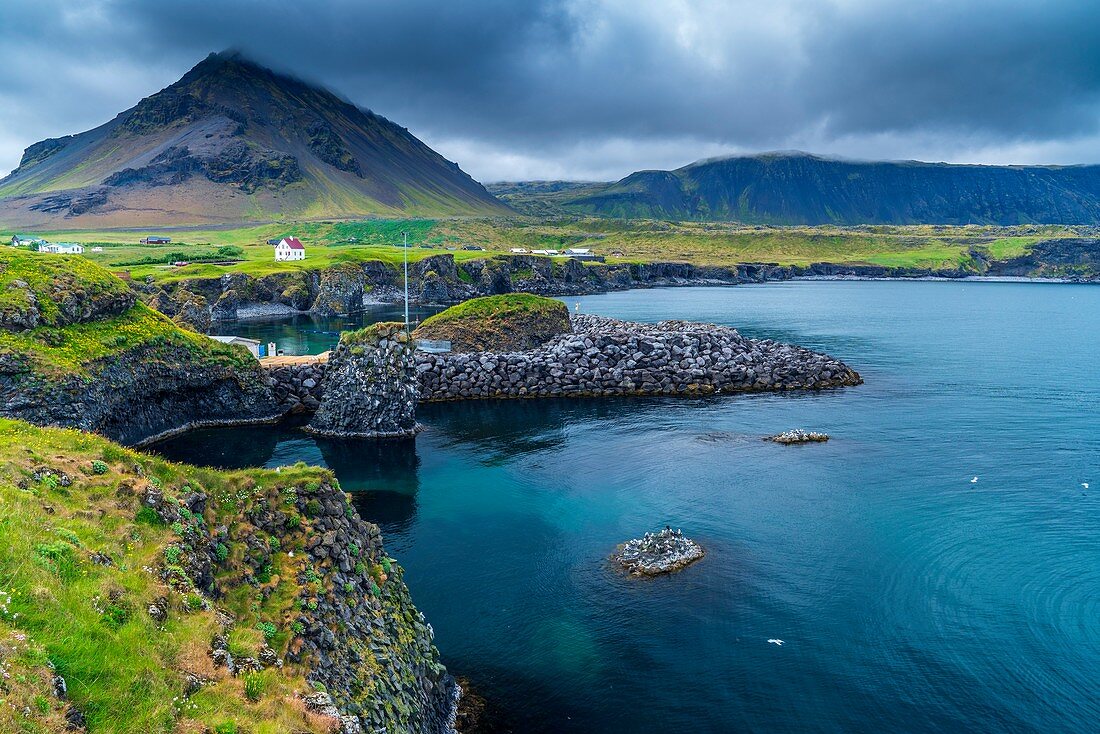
[0,250,280,445]
[0,419,458,733]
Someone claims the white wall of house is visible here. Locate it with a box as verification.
[274,242,305,261]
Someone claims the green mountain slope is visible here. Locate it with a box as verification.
[0,51,510,228]
[561,152,1100,225]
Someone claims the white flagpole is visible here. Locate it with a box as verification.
[403,231,409,329]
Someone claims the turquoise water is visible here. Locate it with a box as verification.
[209,303,445,355]
[157,282,1100,732]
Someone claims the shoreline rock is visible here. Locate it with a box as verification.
[134,249,1100,331]
[612,528,705,576]
[305,322,420,439]
[766,429,830,444]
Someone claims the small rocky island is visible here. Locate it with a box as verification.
[612,527,705,576]
[766,429,830,444]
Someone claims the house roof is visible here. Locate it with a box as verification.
[209,335,262,346]
[280,237,305,250]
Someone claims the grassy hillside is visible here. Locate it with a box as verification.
[2,218,1085,286]
[0,419,367,733]
[561,152,1100,225]
[0,250,254,375]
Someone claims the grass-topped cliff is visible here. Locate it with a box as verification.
[413,293,571,352]
[0,418,453,733]
[0,250,253,375]
[0,251,279,444]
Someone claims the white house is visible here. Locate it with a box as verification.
[274,237,306,261]
[509,247,529,254]
[561,248,592,256]
[531,249,559,256]
[11,235,46,247]
[41,243,84,255]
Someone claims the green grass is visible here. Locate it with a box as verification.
[0,250,256,376]
[3,218,1080,287]
[0,249,132,327]
[0,419,349,733]
[0,302,255,375]
[417,293,564,327]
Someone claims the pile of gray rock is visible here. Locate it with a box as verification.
[612,527,705,576]
[766,429,830,444]
[267,361,327,413]
[417,314,861,401]
[306,323,420,438]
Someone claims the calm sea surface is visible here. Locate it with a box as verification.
[158,282,1100,733]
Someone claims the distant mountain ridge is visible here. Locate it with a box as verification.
[0,51,509,228]
[556,152,1100,225]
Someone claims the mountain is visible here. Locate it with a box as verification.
[560,152,1100,225]
[0,51,509,228]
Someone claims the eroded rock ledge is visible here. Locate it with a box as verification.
[416,314,862,401]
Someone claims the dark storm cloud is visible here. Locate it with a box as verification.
[1,0,1098,181]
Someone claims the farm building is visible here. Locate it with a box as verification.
[274,237,306,261]
[40,243,85,255]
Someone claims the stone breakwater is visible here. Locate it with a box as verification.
[416,314,862,401]
[267,360,327,414]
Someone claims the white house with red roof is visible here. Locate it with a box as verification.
[274,236,306,261]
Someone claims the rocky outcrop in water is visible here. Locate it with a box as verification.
[417,314,862,401]
[612,528,705,576]
[306,323,419,438]
[766,429,830,444]
[412,294,572,353]
[268,360,327,413]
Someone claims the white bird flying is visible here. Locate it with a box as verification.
[970,477,979,483]
[1083,483,1090,489]
[767,639,784,646]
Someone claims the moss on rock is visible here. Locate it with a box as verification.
[413,293,570,352]
[0,418,455,733]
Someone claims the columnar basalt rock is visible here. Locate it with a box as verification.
[416,314,862,401]
[305,322,419,438]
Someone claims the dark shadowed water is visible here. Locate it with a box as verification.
[209,302,445,355]
[157,282,1100,733]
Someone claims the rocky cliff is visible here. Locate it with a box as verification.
[306,323,420,438]
[0,418,457,733]
[0,250,282,445]
[140,247,1079,333]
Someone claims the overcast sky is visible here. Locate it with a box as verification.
[1,0,1098,182]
